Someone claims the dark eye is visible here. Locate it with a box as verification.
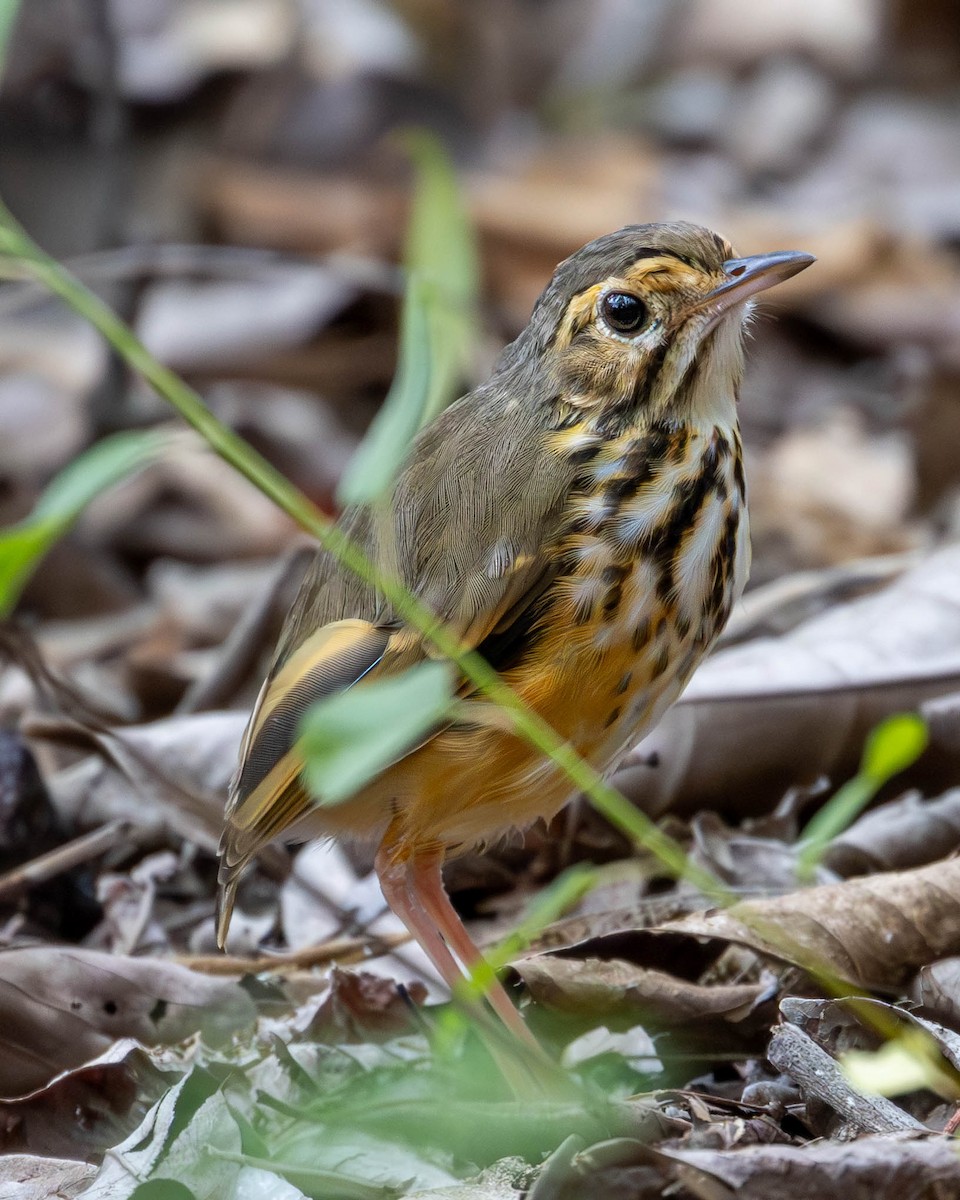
[599,291,648,335]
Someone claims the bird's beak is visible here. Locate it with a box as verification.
[700,250,816,320]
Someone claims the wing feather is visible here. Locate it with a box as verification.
[218,380,580,943]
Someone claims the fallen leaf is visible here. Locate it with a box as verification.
[0,1154,95,1199]
[513,956,766,1025]
[30,710,246,851]
[825,787,960,876]
[0,1040,174,1161]
[0,947,253,1097]
[662,1132,960,1200]
[663,856,960,990]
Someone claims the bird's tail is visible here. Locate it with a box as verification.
[215,865,239,950]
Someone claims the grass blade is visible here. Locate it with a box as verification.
[0,0,21,81]
[337,130,478,506]
[0,429,170,615]
[403,128,479,425]
[336,273,433,505]
[797,712,929,879]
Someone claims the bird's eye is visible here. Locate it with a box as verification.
[599,291,648,336]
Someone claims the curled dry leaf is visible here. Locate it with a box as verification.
[663,857,960,991]
[779,996,886,1058]
[825,787,960,876]
[783,995,960,1091]
[689,810,835,890]
[911,957,960,1030]
[0,1039,173,1161]
[0,946,254,1097]
[614,544,960,819]
[660,1132,960,1200]
[0,1154,95,1199]
[303,966,428,1043]
[512,956,767,1026]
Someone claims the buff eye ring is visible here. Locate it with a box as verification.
[598,290,648,337]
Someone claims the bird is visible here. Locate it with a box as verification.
[217,221,813,1051]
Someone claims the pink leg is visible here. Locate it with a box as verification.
[375,844,470,1002]
[374,842,543,1054]
[410,854,544,1052]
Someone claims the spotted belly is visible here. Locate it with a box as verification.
[376,420,749,852]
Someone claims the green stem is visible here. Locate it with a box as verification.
[0,201,729,904]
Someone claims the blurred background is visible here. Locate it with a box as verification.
[3,0,960,610]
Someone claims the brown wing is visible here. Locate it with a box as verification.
[217,383,577,943]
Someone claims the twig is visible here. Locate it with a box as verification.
[178,930,410,976]
[0,819,137,901]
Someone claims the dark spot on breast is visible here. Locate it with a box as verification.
[650,645,670,678]
[616,671,632,694]
[602,583,623,619]
[721,507,738,563]
[700,437,720,478]
[631,618,651,652]
[668,429,690,462]
[606,466,652,504]
[604,706,622,729]
[646,434,728,600]
[733,447,746,499]
[549,405,582,432]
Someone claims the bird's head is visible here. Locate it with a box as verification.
[519,221,814,431]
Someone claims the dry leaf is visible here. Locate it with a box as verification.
[0,947,253,1097]
[0,1154,95,1199]
[513,955,766,1025]
[663,857,960,990]
[911,957,960,1029]
[31,710,246,851]
[825,788,960,876]
[662,1133,960,1200]
[0,1040,173,1161]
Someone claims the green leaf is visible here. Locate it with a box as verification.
[861,712,929,783]
[336,129,478,506]
[0,429,169,615]
[0,0,22,82]
[797,712,929,880]
[842,1031,951,1098]
[403,127,479,425]
[299,661,454,805]
[336,273,433,505]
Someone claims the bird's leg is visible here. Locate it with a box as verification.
[409,853,544,1052]
[374,839,542,1053]
[376,839,566,1097]
[375,842,468,1002]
